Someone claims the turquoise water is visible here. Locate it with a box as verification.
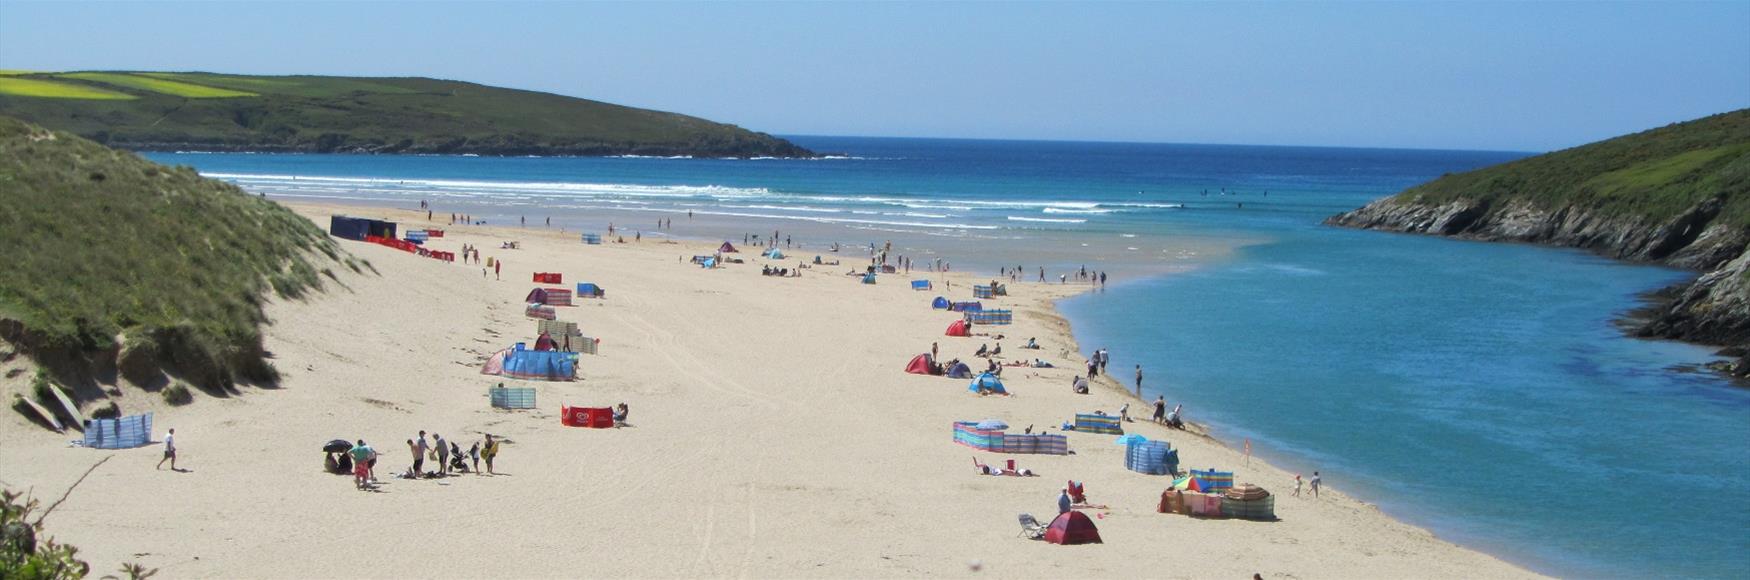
[148,138,1750,578]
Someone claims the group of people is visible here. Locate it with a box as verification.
[1150,396,1184,429]
[1085,347,1110,378]
[403,430,501,480]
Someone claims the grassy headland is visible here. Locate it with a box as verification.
[0,71,813,158]
[0,115,351,397]
[1329,109,1750,376]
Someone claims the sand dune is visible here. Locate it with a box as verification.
[0,202,1538,578]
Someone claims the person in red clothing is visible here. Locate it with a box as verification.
[494,259,501,280]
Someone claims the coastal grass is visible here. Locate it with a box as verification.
[0,71,812,157]
[0,115,347,390]
[1399,109,1750,227]
[57,72,257,98]
[0,77,136,100]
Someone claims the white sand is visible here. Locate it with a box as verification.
[0,202,1540,578]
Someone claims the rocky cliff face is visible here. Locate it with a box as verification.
[1328,196,1750,378]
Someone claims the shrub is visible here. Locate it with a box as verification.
[162,383,192,406]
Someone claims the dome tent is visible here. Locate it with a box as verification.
[1044,510,1102,545]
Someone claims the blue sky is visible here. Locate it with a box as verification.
[2,1,1745,151]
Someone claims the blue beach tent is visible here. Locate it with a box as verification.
[968,372,1007,395]
[931,296,950,309]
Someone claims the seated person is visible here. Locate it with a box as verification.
[1072,376,1089,394]
[974,344,989,357]
[612,403,630,426]
[1025,337,1039,349]
[1033,358,1054,368]
[992,343,1002,357]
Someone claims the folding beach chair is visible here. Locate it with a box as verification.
[1017,513,1048,540]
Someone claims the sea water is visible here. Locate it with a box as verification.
[147,137,1750,578]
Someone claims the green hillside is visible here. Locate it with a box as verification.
[0,71,813,157]
[0,115,351,393]
[1398,109,1750,227]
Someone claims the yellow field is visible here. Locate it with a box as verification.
[0,77,137,99]
[58,72,257,98]
[0,70,35,76]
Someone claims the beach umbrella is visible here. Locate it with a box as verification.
[1114,434,1148,446]
[974,419,1009,431]
[323,439,353,453]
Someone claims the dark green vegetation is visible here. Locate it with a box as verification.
[0,116,350,395]
[0,71,814,157]
[2,489,156,580]
[1398,109,1750,228]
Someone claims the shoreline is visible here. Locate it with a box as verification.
[0,198,1541,578]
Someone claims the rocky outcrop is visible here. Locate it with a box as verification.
[1328,196,1750,379]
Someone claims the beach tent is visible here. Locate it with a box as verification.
[718,242,739,253]
[577,283,603,298]
[906,354,936,375]
[701,257,717,269]
[1044,511,1102,545]
[931,296,950,309]
[969,373,1007,395]
[481,349,509,375]
[945,361,973,379]
[534,332,557,351]
[945,320,970,337]
[912,280,933,291]
[763,248,785,259]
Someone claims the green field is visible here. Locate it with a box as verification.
[0,77,136,100]
[0,115,351,391]
[0,70,813,157]
[1399,109,1750,228]
[58,72,257,98]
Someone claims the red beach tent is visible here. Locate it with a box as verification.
[1044,511,1102,545]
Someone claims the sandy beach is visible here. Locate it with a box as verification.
[0,200,1540,578]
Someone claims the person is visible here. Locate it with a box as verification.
[349,440,375,490]
[483,434,500,474]
[613,403,630,427]
[1310,471,1321,498]
[433,433,449,476]
[469,442,481,474]
[992,342,1002,357]
[1118,403,1130,422]
[1072,375,1089,394]
[1098,348,1109,373]
[415,431,429,475]
[1166,404,1183,429]
[1152,395,1166,424]
[406,439,422,477]
[156,428,177,470]
[494,259,501,280]
[1025,337,1037,349]
[1057,488,1073,515]
[931,341,939,361]
[975,343,988,358]
[1086,359,1098,378]
[1293,474,1303,497]
[1135,364,1144,395]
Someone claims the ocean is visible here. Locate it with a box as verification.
[146,136,1750,578]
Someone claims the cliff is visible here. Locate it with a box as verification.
[1327,110,1750,377]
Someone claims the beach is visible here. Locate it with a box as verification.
[0,200,1539,578]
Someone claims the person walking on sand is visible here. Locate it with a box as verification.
[1151,395,1165,424]
[931,341,939,361]
[1118,403,1130,422]
[494,259,501,280]
[1293,474,1303,497]
[156,428,177,470]
[469,441,481,474]
[1310,471,1322,498]
[1135,364,1144,397]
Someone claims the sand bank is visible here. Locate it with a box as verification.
[0,201,1539,578]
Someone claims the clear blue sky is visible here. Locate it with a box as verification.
[2,1,1746,151]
